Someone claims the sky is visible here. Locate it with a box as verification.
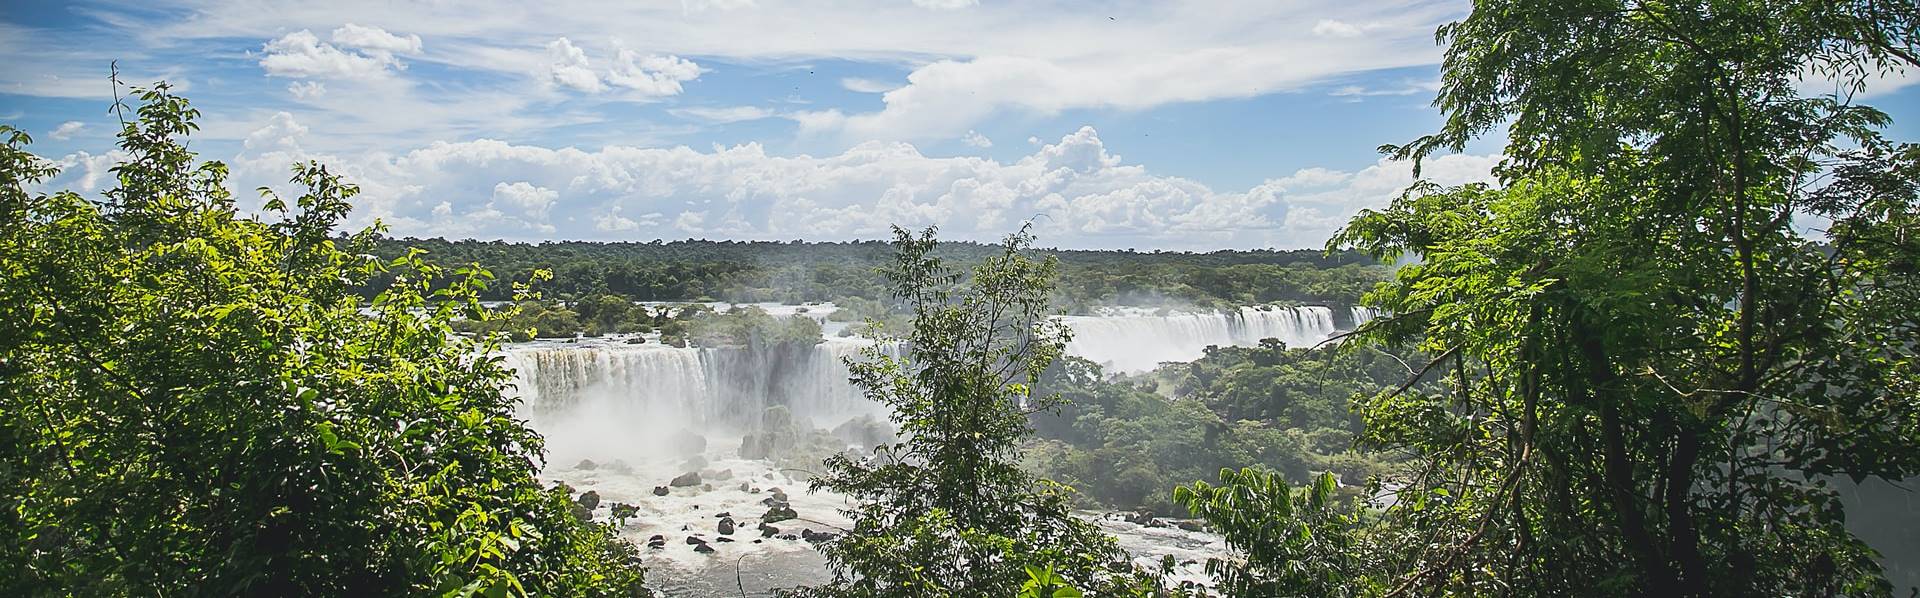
[2,0,1915,250]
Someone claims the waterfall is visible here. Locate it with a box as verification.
[1350,306,1381,328]
[503,337,891,434]
[1060,306,1339,374]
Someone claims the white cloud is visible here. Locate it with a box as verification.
[961,129,992,148]
[545,37,605,93]
[243,111,308,152]
[48,121,85,140]
[287,81,327,99]
[841,77,900,93]
[491,181,559,219]
[260,28,415,80]
[1329,78,1440,99]
[105,1,1460,140]
[669,105,775,123]
[606,49,702,97]
[196,123,1497,248]
[546,38,701,97]
[330,23,422,56]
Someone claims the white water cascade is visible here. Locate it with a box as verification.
[503,337,889,433]
[1060,306,1340,373]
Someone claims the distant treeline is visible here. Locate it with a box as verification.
[359,236,1391,310]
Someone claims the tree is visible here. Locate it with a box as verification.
[791,226,1162,597]
[1322,0,1919,595]
[1175,470,1369,597]
[0,84,647,596]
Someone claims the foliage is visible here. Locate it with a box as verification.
[357,234,1388,310]
[1316,0,1920,595]
[1025,341,1413,513]
[0,85,647,596]
[1174,470,1371,597]
[790,226,1163,597]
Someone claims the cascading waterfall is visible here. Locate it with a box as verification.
[1061,306,1339,373]
[1350,306,1381,328]
[503,337,890,432]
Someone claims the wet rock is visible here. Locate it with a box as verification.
[571,503,593,521]
[708,468,733,481]
[738,482,752,492]
[1147,519,1169,528]
[685,535,707,545]
[610,503,639,524]
[701,483,714,492]
[606,459,634,474]
[683,455,709,470]
[716,536,735,543]
[832,414,897,449]
[575,490,601,511]
[1126,510,1155,526]
[763,503,798,523]
[670,471,702,487]
[653,485,670,496]
[801,529,838,543]
[646,535,667,550]
[714,511,732,518]
[1175,520,1205,532]
[693,542,716,554]
[776,534,798,541]
[759,523,780,537]
[718,517,736,535]
[575,459,598,470]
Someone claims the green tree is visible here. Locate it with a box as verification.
[1319,0,1919,595]
[0,84,647,596]
[792,226,1162,597]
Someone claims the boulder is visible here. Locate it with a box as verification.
[1126,510,1155,526]
[708,468,734,481]
[801,529,838,543]
[652,486,670,497]
[670,471,702,487]
[738,482,752,492]
[646,534,667,550]
[718,517,736,535]
[714,511,732,518]
[716,536,734,542]
[683,455,709,470]
[576,490,601,511]
[570,503,593,521]
[1175,521,1205,532]
[763,503,798,523]
[575,459,598,470]
[685,536,706,545]
[606,459,634,474]
[694,542,716,554]
[759,523,780,537]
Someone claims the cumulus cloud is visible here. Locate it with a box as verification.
[546,37,606,93]
[259,25,422,80]
[546,38,701,97]
[961,130,993,148]
[606,49,703,96]
[329,23,422,56]
[48,121,84,140]
[287,81,327,99]
[188,123,1497,248]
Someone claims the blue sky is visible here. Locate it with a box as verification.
[3,0,1914,249]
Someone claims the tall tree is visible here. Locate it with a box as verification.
[0,85,648,596]
[793,226,1161,597]
[1323,0,1919,595]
